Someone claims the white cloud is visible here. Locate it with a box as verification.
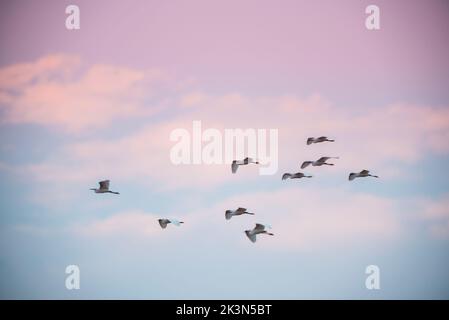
[75,211,160,237]
[416,194,449,238]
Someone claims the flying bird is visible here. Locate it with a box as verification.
[245,223,274,243]
[301,156,339,169]
[307,136,335,145]
[348,170,379,181]
[231,157,259,174]
[225,207,255,220]
[158,218,184,229]
[90,180,119,194]
[282,172,312,180]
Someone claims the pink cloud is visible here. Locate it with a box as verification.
[421,196,449,221]
[2,55,449,192]
[0,55,170,132]
[75,211,161,238]
[415,194,449,239]
[0,54,80,90]
[197,187,402,251]
[21,92,449,191]
[14,187,446,252]
[174,93,449,180]
[71,210,196,248]
[66,187,401,251]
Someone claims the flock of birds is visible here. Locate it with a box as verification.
[90,136,379,243]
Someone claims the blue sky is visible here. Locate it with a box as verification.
[1,0,449,299]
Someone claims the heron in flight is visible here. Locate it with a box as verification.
[348,170,379,181]
[225,207,255,220]
[306,136,335,145]
[231,157,259,174]
[282,172,312,180]
[90,180,119,194]
[245,223,274,243]
[158,219,184,229]
[301,156,339,169]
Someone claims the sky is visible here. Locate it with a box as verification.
[0,0,449,299]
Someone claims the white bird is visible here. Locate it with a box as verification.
[307,136,335,145]
[245,223,274,243]
[231,157,259,174]
[225,207,255,220]
[158,218,184,229]
[282,172,312,180]
[301,156,339,169]
[348,170,379,181]
[90,180,119,194]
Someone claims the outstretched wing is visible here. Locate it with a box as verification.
[360,170,370,175]
[282,173,292,180]
[99,180,110,190]
[306,137,314,145]
[245,231,257,243]
[244,157,257,164]
[158,219,169,229]
[254,223,265,232]
[231,161,239,174]
[317,157,330,162]
[301,161,312,169]
[348,173,357,181]
[293,172,305,178]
